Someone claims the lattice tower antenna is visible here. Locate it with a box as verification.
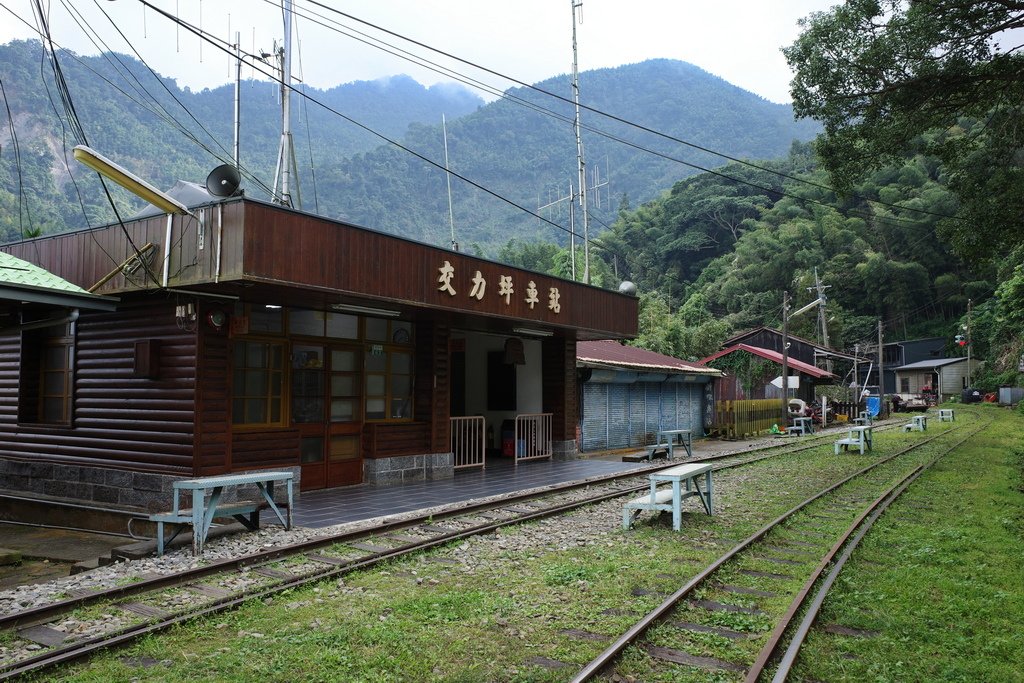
[571,0,591,283]
[537,182,576,279]
[271,0,300,208]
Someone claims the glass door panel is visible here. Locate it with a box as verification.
[291,344,325,423]
[327,344,363,486]
[293,342,364,489]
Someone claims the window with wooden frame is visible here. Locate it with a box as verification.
[19,321,74,425]
[232,340,285,426]
[364,346,413,420]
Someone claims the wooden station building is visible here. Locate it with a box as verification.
[0,198,637,511]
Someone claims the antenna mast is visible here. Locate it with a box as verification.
[443,114,458,251]
[233,31,241,167]
[272,0,299,208]
[537,182,577,279]
[571,0,591,283]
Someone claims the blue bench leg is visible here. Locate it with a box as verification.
[156,521,165,556]
[704,471,713,514]
[672,481,682,531]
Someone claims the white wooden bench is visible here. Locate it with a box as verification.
[151,471,294,556]
[902,414,927,432]
[939,409,955,422]
[834,425,872,455]
[644,443,671,460]
[622,462,713,531]
[789,417,814,436]
[656,428,693,458]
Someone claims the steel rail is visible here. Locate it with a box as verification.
[0,428,840,633]
[757,419,987,683]
[570,420,964,682]
[0,430,843,679]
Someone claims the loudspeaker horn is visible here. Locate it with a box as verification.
[205,164,241,197]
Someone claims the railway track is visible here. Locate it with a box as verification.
[0,419,908,679]
[571,415,984,682]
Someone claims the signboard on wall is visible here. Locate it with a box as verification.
[770,376,800,389]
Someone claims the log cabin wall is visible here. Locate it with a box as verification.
[362,318,453,486]
[0,299,200,510]
[542,335,579,459]
[414,319,451,454]
[194,303,234,475]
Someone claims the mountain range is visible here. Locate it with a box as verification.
[0,40,818,252]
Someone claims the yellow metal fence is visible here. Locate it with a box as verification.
[713,399,783,439]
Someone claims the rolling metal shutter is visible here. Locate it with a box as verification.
[608,384,630,449]
[581,383,607,451]
[629,384,646,447]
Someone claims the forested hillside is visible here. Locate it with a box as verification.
[319,59,820,249]
[0,41,817,251]
[0,39,482,240]
[503,1,1024,395]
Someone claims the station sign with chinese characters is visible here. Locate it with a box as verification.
[436,259,562,317]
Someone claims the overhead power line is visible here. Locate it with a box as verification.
[296,0,966,224]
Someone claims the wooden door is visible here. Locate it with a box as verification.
[325,346,363,487]
[293,343,364,490]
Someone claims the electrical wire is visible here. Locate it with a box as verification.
[135,0,956,262]
[267,0,954,234]
[295,0,967,224]
[0,77,33,240]
[2,1,981,339]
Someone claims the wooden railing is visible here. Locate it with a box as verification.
[514,413,552,465]
[450,416,485,470]
[713,399,782,439]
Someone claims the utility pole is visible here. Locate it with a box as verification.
[852,344,859,403]
[808,267,832,373]
[967,298,973,387]
[570,0,591,283]
[780,291,790,428]
[537,182,577,279]
[877,319,884,414]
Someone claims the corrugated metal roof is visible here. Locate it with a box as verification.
[0,252,90,293]
[698,343,836,379]
[725,325,863,361]
[576,340,721,375]
[895,358,969,371]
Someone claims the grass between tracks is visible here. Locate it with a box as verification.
[792,405,1024,683]
[29,405,1024,683]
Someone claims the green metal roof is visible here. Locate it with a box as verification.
[0,252,91,293]
[0,251,117,312]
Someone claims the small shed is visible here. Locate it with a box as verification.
[699,343,836,403]
[894,357,983,402]
[576,341,721,452]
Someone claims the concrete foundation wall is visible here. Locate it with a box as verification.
[551,439,580,461]
[363,452,454,486]
[0,458,301,514]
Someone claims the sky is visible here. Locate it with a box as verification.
[0,0,840,104]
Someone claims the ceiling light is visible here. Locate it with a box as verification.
[331,303,400,318]
[512,327,553,337]
[73,145,192,216]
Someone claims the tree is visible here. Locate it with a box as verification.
[785,0,1024,262]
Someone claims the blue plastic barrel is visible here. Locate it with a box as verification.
[865,396,880,416]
